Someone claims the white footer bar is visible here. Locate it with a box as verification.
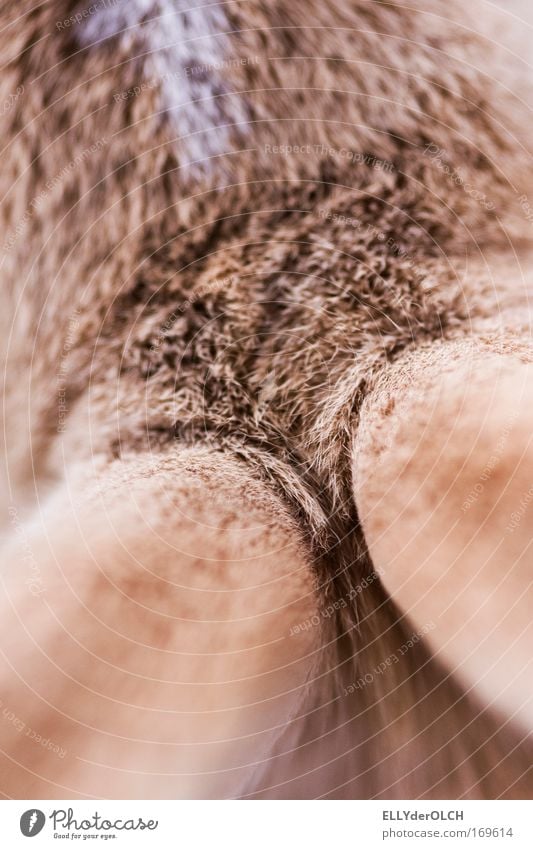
[1,800,532,847]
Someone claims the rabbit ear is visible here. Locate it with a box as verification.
[353,338,533,735]
[0,447,318,798]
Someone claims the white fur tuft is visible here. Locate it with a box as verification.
[79,1,249,179]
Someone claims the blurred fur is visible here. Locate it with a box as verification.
[1,0,533,797]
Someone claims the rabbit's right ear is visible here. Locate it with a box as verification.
[352,337,533,735]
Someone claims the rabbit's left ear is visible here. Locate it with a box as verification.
[0,448,318,799]
[352,337,533,734]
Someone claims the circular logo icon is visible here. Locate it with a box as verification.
[20,810,46,837]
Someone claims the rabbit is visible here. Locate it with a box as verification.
[0,0,532,798]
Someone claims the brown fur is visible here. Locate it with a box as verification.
[1,0,532,798]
